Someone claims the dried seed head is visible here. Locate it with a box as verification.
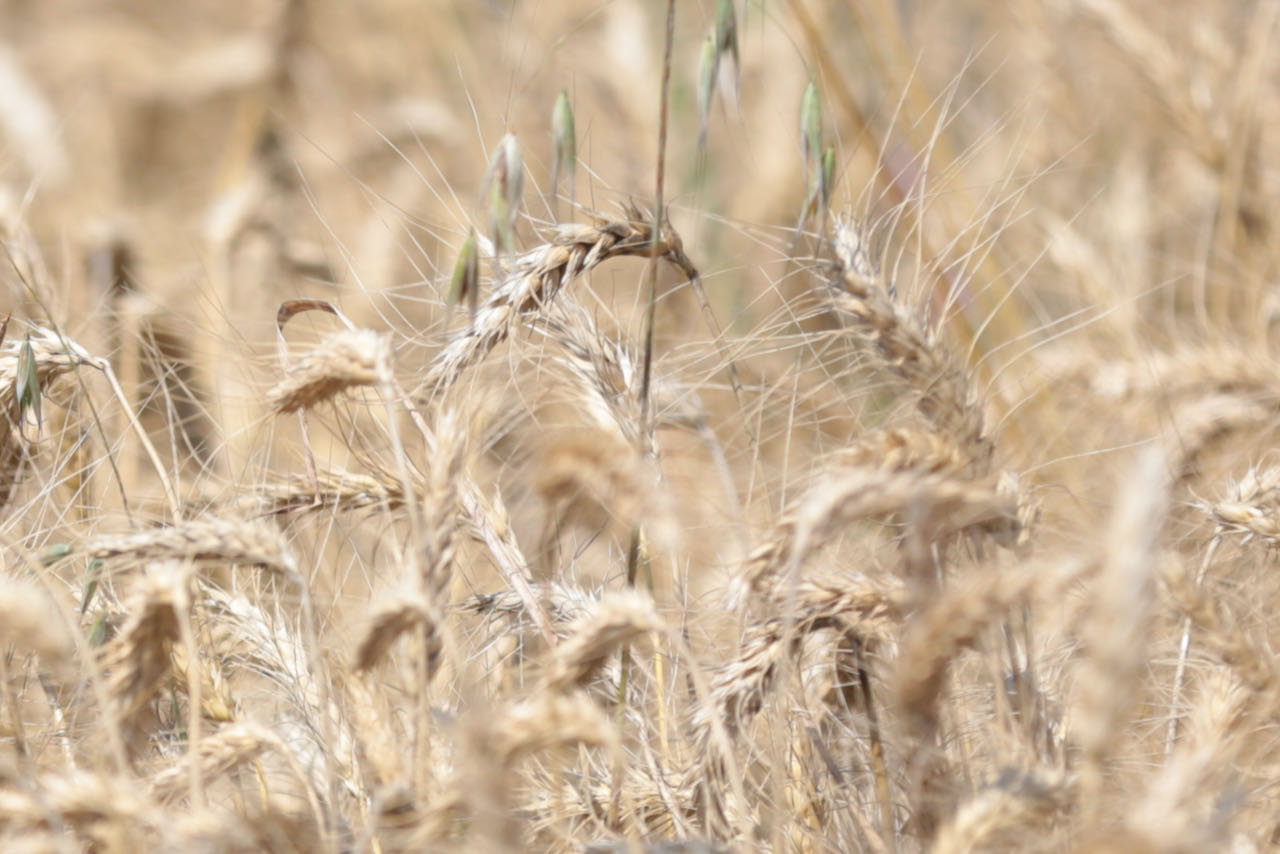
[354,594,439,673]
[448,227,481,328]
[268,328,387,413]
[545,590,662,692]
[551,89,575,179]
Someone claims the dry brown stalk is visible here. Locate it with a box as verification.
[419,212,697,402]
[267,327,388,413]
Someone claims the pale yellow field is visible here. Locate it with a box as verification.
[1,2,1278,852]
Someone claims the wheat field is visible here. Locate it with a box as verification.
[1,1,1278,852]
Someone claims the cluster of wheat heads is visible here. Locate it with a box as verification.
[5,1,1280,853]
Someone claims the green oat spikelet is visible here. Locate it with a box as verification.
[15,332,42,438]
[800,78,823,177]
[551,89,576,218]
[485,130,523,255]
[697,0,740,157]
[448,226,481,330]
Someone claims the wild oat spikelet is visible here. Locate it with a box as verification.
[550,89,576,215]
[268,327,388,414]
